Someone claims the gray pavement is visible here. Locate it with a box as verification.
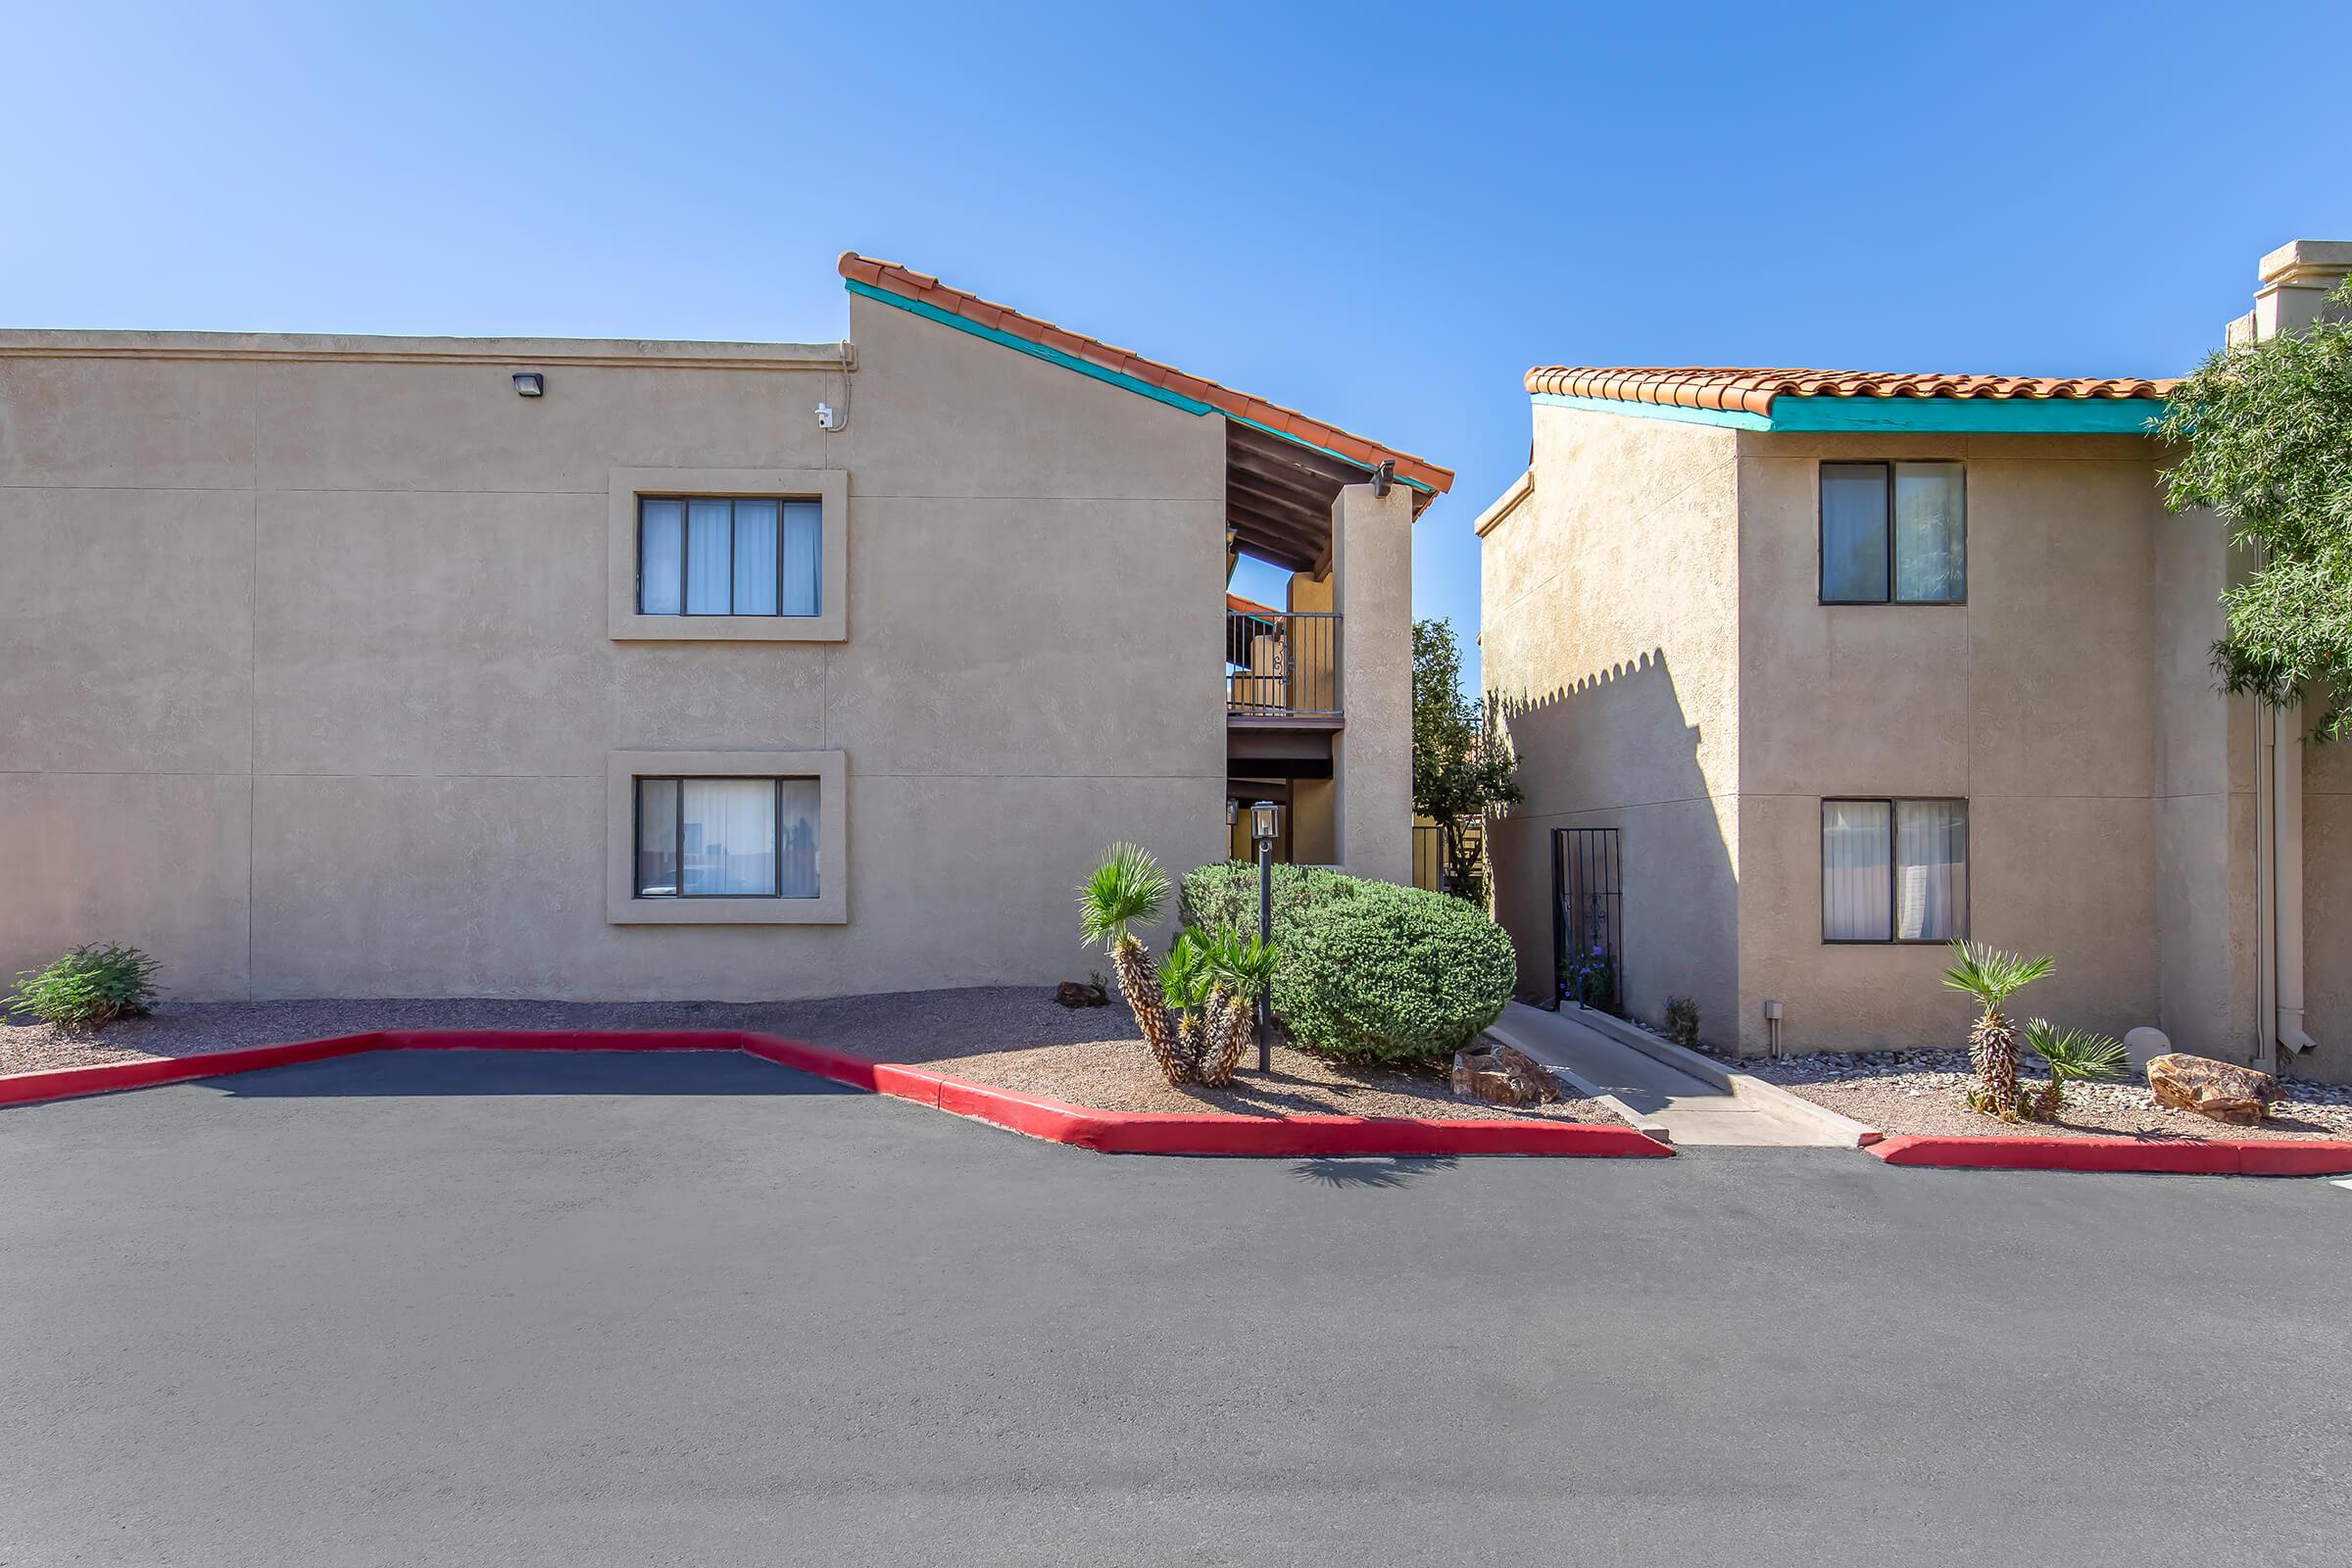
[3,1049,2347,1567]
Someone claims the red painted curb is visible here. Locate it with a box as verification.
[1866,1132,2352,1177]
[0,1033,382,1108]
[0,1028,1673,1160]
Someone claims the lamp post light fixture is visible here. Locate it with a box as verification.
[1250,800,1281,1072]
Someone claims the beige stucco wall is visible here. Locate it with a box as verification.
[1479,406,1743,1038]
[1730,432,2171,1054]
[1479,412,2272,1061]
[1333,482,1415,883]
[0,301,1230,1001]
[2303,718,2352,1080]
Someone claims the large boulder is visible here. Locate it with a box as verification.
[1450,1041,1562,1107]
[2146,1053,2278,1126]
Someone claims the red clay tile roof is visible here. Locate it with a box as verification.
[841,252,1453,494]
[1522,367,2179,418]
[1226,592,1281,619]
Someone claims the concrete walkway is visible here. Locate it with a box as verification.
[1485,1002,1841,1146]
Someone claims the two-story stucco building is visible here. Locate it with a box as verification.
[0,254,1447,1003]
[1478,239,2351,1082]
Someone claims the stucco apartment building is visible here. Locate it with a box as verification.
[1478,239,2352,1081]
[0,255,1447,1003]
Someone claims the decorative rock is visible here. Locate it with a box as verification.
[1054,980,1109,1009]
[2122,1026,2172,1076]
[1450,1042,1562,1106]
[2146,1052,2278,1126]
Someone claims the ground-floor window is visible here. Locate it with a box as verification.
[635,776,820,899]
[606,750,846,925]
[1822,798,1967,943]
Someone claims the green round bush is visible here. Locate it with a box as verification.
[1180,861,1516,1067]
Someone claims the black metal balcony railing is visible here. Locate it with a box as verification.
[1226,609,1340,718]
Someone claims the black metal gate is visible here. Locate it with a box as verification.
[1550,827,1622,1013]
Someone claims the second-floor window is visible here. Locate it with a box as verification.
[1820,462,1964,604]
[638,496,821,617]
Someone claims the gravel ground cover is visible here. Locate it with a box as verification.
[0,987,1621,1124]
[1734,1046,2352,1142]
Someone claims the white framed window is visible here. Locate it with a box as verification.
[1822,798,1967,943]
[608,468,848,641]
[607,750,846,924]
[1820,462,1965,605]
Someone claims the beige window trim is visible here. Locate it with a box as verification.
[608,466,849,641]
[606,750,848,924]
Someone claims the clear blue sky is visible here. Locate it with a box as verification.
[10,1,2348,688]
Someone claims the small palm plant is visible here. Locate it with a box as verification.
[2024,1020,2127,1119]
[1941,940,2057,1120]
[1197,927,1278,1088]
[1077,845,1186,1083]
[1157,927,1216,1083]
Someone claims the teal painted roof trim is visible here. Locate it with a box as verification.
[848,277,1436,494]
[1534,388,2165,435]
[1766,395,2166,434]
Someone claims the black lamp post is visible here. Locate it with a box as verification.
[1250,800,1281,1072]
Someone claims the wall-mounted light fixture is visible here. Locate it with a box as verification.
[512,372,545,398]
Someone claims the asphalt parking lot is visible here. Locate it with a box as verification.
[4,1049,2347,1567]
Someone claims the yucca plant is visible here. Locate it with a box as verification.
[1077,845,1186,1083]
[1941,940,2057,1119]
[1196,926,1278,1088]
[2024,1019,2127,1119]
[1157,927,1216,1083]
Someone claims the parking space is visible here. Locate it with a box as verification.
[4,1049,2347,1566]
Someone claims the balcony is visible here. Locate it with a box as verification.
[1226,607,1340,726]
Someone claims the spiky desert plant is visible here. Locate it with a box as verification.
[1077,844,1186,1083]
[1157,927,1216,1083]
[1196,926,1278,1088]
[2024,1019,2127,1119]
[1941,940,2056,1120]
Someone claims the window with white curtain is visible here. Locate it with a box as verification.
[1819,462,1965,604]
[1822,799,1967,942]
[634,776,821,899]
[637,497,822,617]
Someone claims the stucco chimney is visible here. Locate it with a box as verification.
[2227,238,2352,345]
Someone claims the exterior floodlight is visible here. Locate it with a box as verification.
[512,372,545,397]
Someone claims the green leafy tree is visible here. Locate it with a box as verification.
[2154,278,2352,741]
[1412,618,1522,903]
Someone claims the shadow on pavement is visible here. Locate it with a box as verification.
[209,1048,859,1099]
[1286,1155,1461,1190]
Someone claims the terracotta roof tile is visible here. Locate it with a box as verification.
[841,252,1453,494]
[1524,366,2179,417]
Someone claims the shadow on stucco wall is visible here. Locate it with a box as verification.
[1489,649,1740,1050]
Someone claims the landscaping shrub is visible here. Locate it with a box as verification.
[7,942,162,1030]
[1180,861,1515,1067]
[1663,996,1701,1052]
